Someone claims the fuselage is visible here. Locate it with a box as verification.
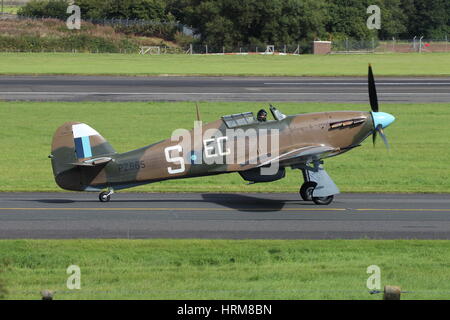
[72,110,375,191]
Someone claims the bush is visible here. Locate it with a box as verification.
[0,33,140,53]
[174,31,196,47]
[114,22,179,40]
[18,0,69,19]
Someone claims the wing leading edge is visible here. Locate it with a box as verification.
[257,145,337,168]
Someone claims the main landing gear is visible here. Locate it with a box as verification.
[99,188,114,202]
[295,161,339,206]
[299,181,334,205]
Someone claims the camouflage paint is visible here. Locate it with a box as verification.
[50,111,375,192]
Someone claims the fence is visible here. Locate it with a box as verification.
[183,44,305,55]
[332,37,450,54]
[180,39,450,55]
[1,40,448,55]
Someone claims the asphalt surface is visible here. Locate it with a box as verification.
[1,75,449,103]
[1,192,450,239]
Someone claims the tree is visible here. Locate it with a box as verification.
[18,0,69,19]
[376,0,408,39]
[173,0,329,47]
[400,0,450,39]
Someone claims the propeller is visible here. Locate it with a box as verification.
[368,64,394,150]
[368,64,379,113]
[372,124,390,150]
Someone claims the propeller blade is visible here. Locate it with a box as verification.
[378,127,390,151]
[368,64,379,113]
[373,125,390,150]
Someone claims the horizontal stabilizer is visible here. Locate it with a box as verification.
[71,157,112,167]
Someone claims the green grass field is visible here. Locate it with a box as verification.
[1,239,450,300]
[0,52,449,76]
[1,101,449,193]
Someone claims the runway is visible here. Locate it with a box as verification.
[1,192,450,239]
[1,75,449,103]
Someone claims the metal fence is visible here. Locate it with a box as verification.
[332,37,450,54]
[181,39,450,55]
[0,41,448,55]
[184,44,304,55]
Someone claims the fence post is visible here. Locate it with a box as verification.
[205,45,208,54]
[345,38,349,52]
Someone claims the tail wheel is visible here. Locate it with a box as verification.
[299,181,317,201]
[312,195,334,206]
[99,191,111,203]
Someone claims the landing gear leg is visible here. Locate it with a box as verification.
[99,188,114,202]
[295,161,339,206]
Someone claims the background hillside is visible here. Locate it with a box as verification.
[15,0,450,47]
[0,17,183,52]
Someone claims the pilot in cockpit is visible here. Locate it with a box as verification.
[257,109,268,122]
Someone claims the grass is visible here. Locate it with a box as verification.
[0,52,449,76]
[1,101,450,193]
[1,239,450,300]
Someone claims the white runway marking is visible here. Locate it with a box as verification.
[1,92,449,95]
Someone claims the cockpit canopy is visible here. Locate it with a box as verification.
[221,105,287,128]
[222,112,257,128]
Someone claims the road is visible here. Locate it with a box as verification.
[1,76,449,102]
[1,192,450,239]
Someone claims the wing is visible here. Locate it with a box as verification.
[257,145,338,167]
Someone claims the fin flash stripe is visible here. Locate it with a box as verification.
[74,136,92,159]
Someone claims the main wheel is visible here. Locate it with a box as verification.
[99,191,111,202]
[312,195,334,206]
[299,182,318,201]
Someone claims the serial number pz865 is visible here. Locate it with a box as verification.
[118,160,145,173]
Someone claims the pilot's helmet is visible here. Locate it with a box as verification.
[257,109,268,122]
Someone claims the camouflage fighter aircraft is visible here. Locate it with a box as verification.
[49,65,395,205]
